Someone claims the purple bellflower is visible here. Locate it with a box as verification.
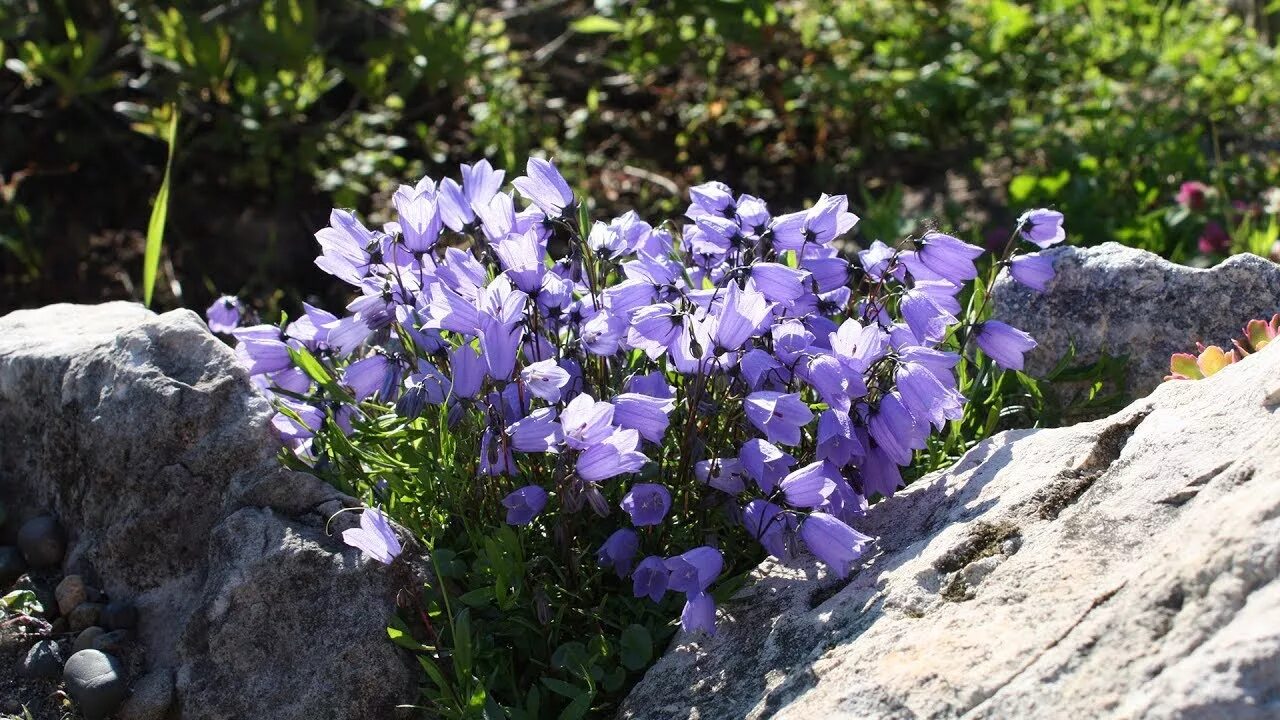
[206,295,243,334]
[974,321,1037,371]
[1009,253,1055,292]
[502,485,549,525]
[342,508,403,565]
[620,483,672,526]
[1017,209,1066,248]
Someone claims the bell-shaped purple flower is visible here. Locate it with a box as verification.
[620,483,672,526]
[612,392,675,444]
[1017,208,1065,248]
[561,393,615,449]
[750,263,810,303]
[742,499,794,558]
[576,428,648,482]
[206,295,242,334]
[513,157,575,217]
[598,528,640,577]
[739,438,796,494]
[665,546,723,594]
[714,282,773,350]
[868,392,926,466]
[449,344,487,398]
[520,359,570,402]
[341,508,403,565]
[916,232,983,283]
[680,592,717,635]
[632,556,670,603]
[861,444,904,498]
[815,409,864,467]
[232,326,294,376]
[799,512,871,578]
[507,408,563,453]
[900,288,956,344]
[779,461,837,508]
[974,321,1037,371]
[1010,252,1055,292]
[695,457,747,493]
[502,485,549,525]
[744,391,814,446]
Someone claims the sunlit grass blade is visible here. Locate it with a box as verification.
[143,104,179,307]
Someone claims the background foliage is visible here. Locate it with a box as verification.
[1,0,1277,316]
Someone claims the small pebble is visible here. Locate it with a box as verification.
[21,639,64,680]
[63,650,129,720]
[118,668,174,720]
[101,600,139,631]
[91,629,132,655]
[0,546,26,588]
[56,574,88,615]
[74,626,107,654]
[17,514,66,568]
[69,602,105,632]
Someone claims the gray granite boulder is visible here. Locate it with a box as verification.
[992,242,1280,396]
[621,341,1280,718]
[0,302,416,719]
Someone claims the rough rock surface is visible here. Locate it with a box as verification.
[0,302,416,719]
[992,242,1280,396]
[622,341,1280,719]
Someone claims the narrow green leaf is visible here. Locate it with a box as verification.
[143,105,179,307]
[570,16,623,34]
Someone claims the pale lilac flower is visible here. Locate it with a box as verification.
[620,483,672,526]
[561,394,615,449]
[342,508,403,565]
[916,232,983,283]
[739,438,796,494]
[665,546,723,593]
[680,592,716,635]
[744,391,814,446]
[1009,253,1055,292]
[502,485,549,525]
[513,157,575,217]
[507,408,563,453]
[974,321,1037,371]
[206,296,242,334]
[799,512,870,578]
[632,556,670,602]
[520,359,570,402]
[1017,209,1066,248]
[598,528,639,577]
[779,461,837,508]
[576,428,648,482]
[612,393,675,444]
[742,499,793,558]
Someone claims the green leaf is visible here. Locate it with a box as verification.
[143,104,179,307]
[540,677,586,700]
[570,16,624,34]
[387,619,428,651]
[452,608,473,679]
[619,624,652,671]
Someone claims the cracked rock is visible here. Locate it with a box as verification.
[622,343,1280,719]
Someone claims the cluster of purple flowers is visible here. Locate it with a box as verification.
[210,157,1062,635]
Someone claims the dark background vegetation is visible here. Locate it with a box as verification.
[2,0,1278,317]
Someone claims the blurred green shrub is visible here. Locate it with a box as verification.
[1,0,1277,312]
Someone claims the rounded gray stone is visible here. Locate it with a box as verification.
[74,626,107,654]
[0,546,26,588]
[101,600,138,631]
[55,574,88,615]
[16,515,65,568]
[117,668,174,720]
[63,650,129,720]
[21,639,64,680]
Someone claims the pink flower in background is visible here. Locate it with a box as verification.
[1197,221,1231,254]
[1176,181,1210,211]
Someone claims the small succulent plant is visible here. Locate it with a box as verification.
[1166,313,1279,380]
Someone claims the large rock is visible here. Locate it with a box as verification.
[0,302,416,719]
[622,342,1280,718]
[992,243,1280,396]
